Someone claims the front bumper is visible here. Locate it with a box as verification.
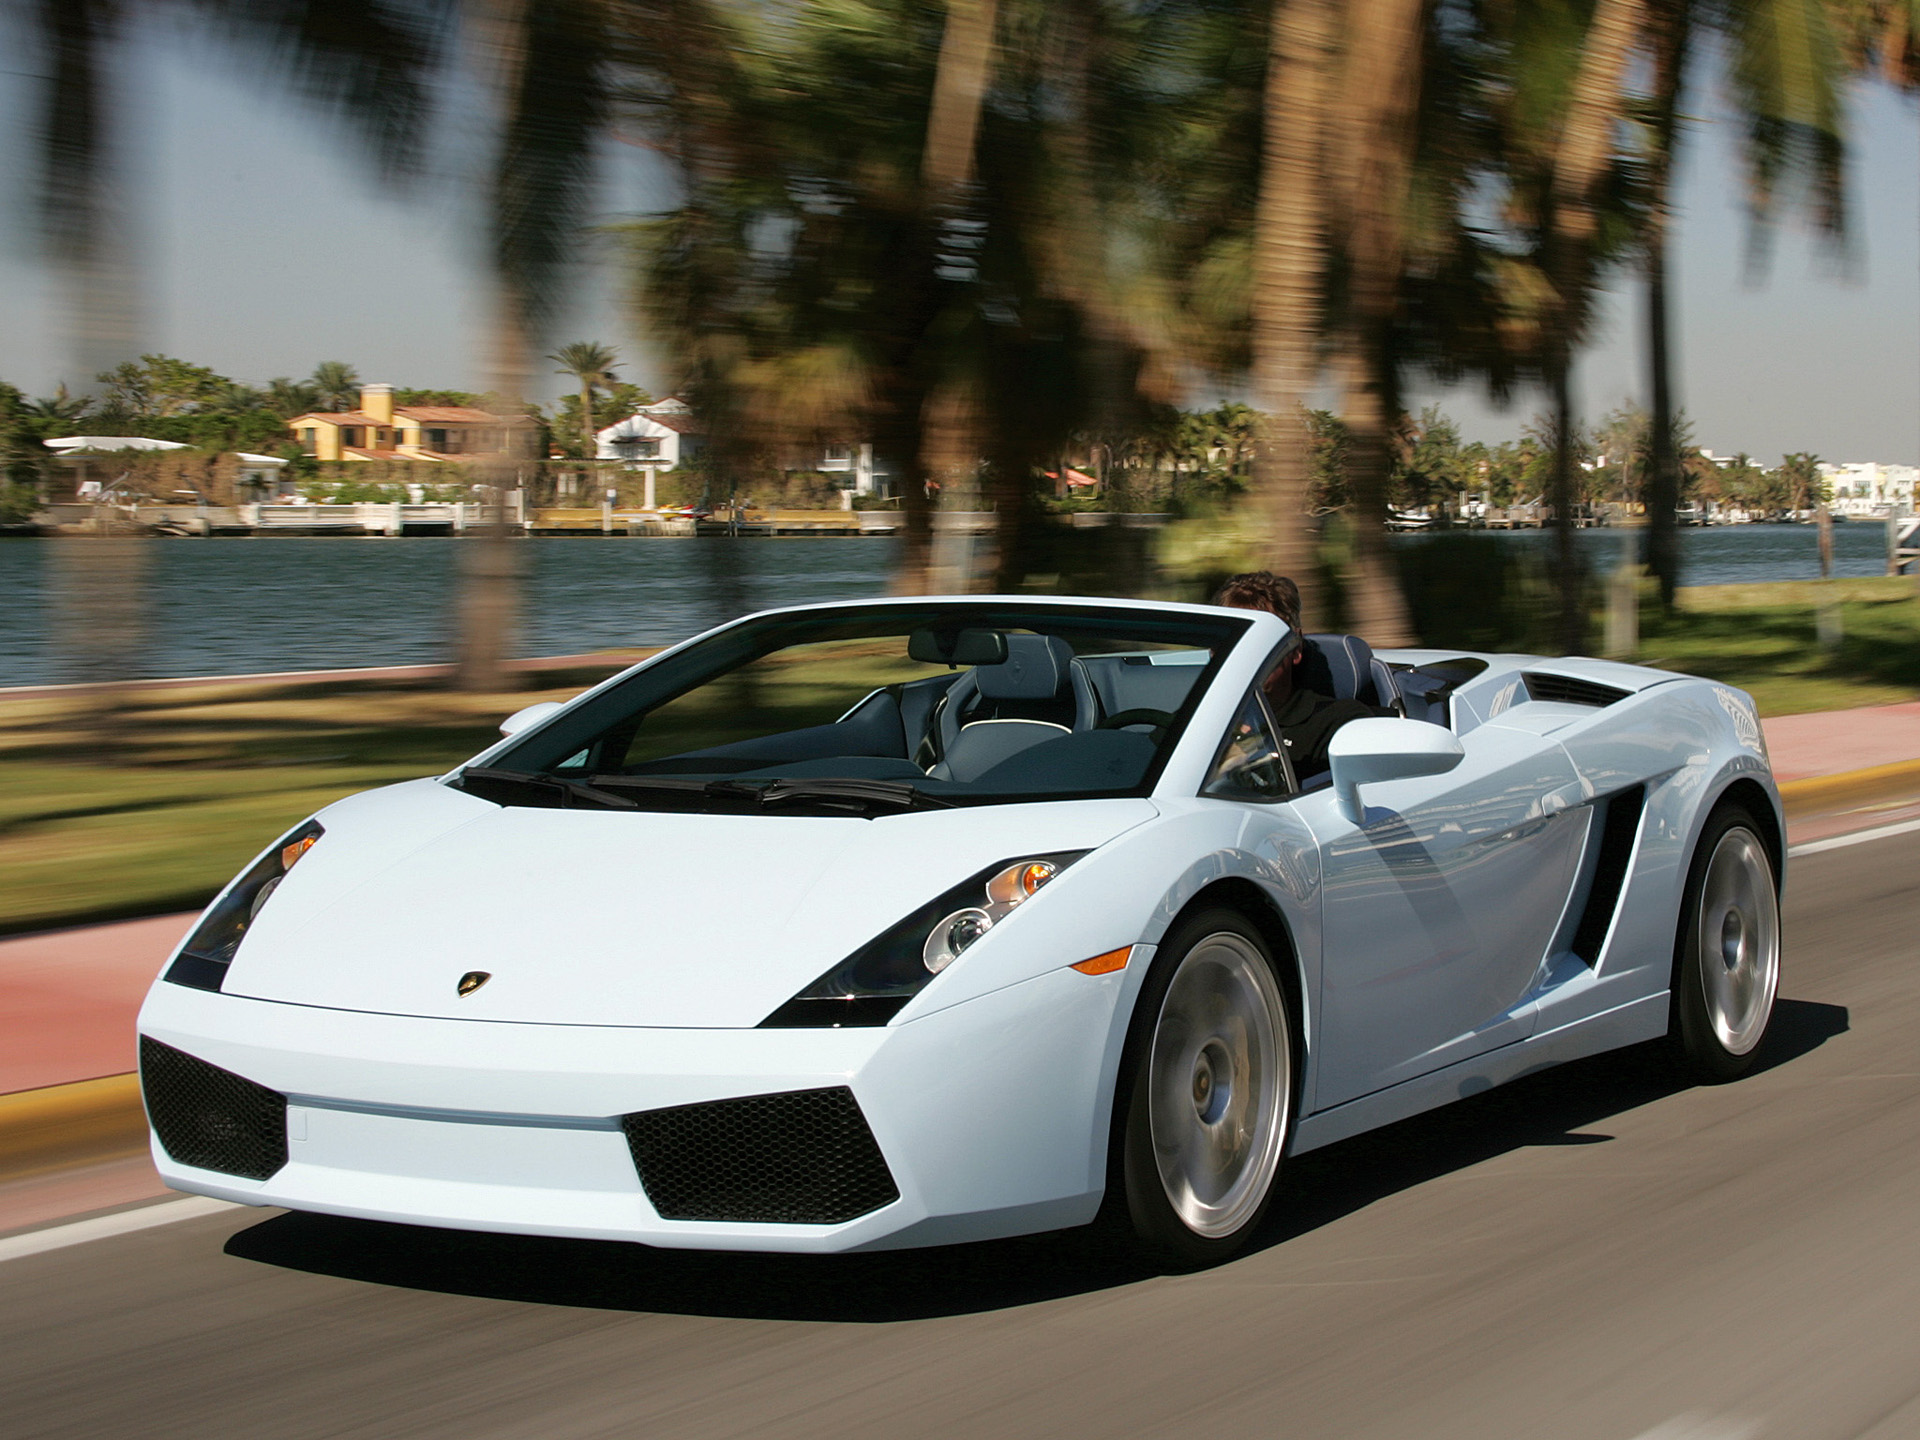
[136,961,1139,1253]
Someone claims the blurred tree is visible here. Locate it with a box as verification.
[1778,450,1824,510]
[550,381,653,459]
[1483,0,1647,652]
[309,361,364,411]
[1639,0,1846,611]
[1589,403,1650,503]
[95,354,231,416]
[548,341,621,458]
[25,385,91,426]
[265,377,323,418]
[1248,0,1337,625]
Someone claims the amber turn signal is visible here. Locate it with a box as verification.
[281,835,319,871]
[1070,946,1132,976]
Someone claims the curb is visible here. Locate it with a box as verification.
[0,1075,146,1180]
[1777,758,1920,818]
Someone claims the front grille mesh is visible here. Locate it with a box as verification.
[621,1086,898,1225]
[140,1036,288,1181]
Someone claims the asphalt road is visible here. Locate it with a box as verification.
[4,831,1917,1440]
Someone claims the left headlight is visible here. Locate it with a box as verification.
[163,819,324,993]
[760,851,1086,1028]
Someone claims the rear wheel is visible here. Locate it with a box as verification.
[1107,908,1292,1269]
[1668,803,1781,1082]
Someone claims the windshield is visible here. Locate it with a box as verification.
[464,603,1248,814]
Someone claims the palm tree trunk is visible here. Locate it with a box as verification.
[579,381,595,462]
[1642,0,1689,611]
[1250,0,1336,626]
[1328,0,1427,646]
[885,0,1000,595]
[1539,0,1644,655]
[1549,352,1583,654]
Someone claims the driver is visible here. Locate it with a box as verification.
[1212,571,1395,780]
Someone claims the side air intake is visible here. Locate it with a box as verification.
[621,1086,899,1225]
[1524,672,1633,709]
[1570,785,1646,965]
[139,1036,289,1180]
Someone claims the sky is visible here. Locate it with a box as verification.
[0,19,1916,464]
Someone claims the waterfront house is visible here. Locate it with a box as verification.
[287,385,538,463]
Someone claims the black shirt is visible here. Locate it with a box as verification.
[1269,687,1392,782]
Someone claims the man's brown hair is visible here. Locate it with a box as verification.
[1212,571,1301,630]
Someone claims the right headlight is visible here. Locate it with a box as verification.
[164,819,324,993]
[759,851,1086,1028]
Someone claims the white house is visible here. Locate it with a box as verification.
[596,398,895,505]
[1818,462,1917,518]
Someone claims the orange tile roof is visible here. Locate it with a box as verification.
[395,405,532,424]
[289,411,382,426]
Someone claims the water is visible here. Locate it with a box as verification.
[0,522,1897,686]
[1387,521,1898,588]
[0,537,899,686]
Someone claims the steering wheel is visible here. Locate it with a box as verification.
[1097,708,1177,742]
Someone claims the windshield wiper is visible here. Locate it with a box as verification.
[751,778,956,814]
[458,767,641,811]
[465,768,952,817]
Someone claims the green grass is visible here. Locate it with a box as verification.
[0,665,631,936]
[1640,576,1920,716]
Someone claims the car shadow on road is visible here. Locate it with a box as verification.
[223,997,1849,1323]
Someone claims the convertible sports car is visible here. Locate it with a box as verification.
[137,596,1782,1266]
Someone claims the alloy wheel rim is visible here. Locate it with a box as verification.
[1697,827,1779,1056]
[1146,932,1290,1239]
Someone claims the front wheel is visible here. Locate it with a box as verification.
[1107,908,1293,1269]
[1668,804,1781,1082]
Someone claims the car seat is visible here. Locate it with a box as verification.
[1302,633,1402,714]
[929,635,1098,761]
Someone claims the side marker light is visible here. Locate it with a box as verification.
[1070,947,1132,976]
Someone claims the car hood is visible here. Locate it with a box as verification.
[218,779,1158,1028]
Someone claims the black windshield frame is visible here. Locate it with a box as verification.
[474,603,1250,810]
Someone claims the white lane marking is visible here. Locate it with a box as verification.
[1628,1416,1760,1440]
[1789,816,1920,858]
[0,1196,240,1264]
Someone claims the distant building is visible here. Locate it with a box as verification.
[287,384,538,462]
[595,399,895,498]
[1819,461,1917,517]
[595,397,707,469]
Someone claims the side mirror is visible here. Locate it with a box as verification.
[499,700,563,738]
[1328,718,1464,823]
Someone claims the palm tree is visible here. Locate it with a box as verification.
[1248,0,1338,626]
[18,0,445,741]
[26,386,90,424]
[549,341,620,458]
[1480,0,1645,653]
[1319,0,1428,646]
[309,361,363,412]
[265,377,322,419]
[1640,0,1846,610]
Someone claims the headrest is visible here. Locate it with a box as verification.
[1302,633,1380,705]
[976,634,1074,700]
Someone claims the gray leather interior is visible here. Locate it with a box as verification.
[929,719,1071,783]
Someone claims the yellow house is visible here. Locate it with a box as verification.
[288,384,538,463]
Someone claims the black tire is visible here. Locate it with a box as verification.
[1101,907,1294,1269]
[1667,801,1782,1083]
